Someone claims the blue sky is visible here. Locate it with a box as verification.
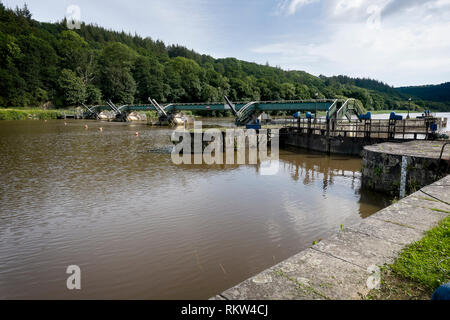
[4,0,450,87]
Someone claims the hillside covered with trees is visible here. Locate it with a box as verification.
[1,3,449,112]
[396,83,450,112]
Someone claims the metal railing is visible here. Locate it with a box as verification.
[281,117,442,140]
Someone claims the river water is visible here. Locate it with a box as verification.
[372,112,450,132]
[0,119,390,299]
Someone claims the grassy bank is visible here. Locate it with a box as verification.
[144,110,160,121]
[0,108,71,120]
[366,216,449,300]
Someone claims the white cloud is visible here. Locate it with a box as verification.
[333,0,366,15]
[5,0,215,53]
[104,0,215,51]
[5,0,450,85]
[256,0,450,85]
[277,0,319,15]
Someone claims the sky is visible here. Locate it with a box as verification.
[3,0,450,87]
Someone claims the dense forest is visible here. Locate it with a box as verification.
[1,3,449,112]
[397,82,450,102]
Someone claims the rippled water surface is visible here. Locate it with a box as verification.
[0,120,390,299]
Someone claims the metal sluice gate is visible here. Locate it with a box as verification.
[81,96,364,126]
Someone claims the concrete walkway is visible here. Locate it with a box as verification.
[364,140,450,160]
[212,175,450,300]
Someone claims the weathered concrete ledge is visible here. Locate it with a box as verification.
[211,174,450,300]
[279,128,395,156]
[362,140,450,195]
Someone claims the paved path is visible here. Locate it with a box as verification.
[212,175,450,300]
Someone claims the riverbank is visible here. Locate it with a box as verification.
[211,174,450,300]
[1,108,448,123]
[0,108,159,121]
[365,216,449,300]
[0,108,70,120]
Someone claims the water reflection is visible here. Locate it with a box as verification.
[0,120,389,299]
[173,146,390,219]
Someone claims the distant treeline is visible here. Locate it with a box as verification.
[396,83,450,112]
[1,3,449,112]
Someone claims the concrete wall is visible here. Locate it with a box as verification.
[361,148,449,196]
[279,129,395,156]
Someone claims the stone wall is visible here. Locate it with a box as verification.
[361,144,449,196]
[279,129,399,156]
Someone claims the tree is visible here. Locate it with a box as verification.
[85,84,102,105]
[0,4,448,112]
[97,42,137,103]
[166,57,203,102]
[201,84,220,102]
[57,31,97,85]
[58,69,86,106]
[57,31,88,71]
[15,4,31,20]
[295,84,311,99]
[133,55,167,103]
[280,83,296,100]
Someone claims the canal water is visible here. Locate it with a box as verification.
[0,119,390,299]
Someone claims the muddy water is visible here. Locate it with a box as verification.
[0,120,390,299]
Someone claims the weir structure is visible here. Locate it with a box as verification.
[81,97,361,125]
[82,97,447,157]
[280,113,447,156]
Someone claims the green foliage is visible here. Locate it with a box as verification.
[0,108,64,120]
[374,166,383,176]
[133,55,167,102]
[201,84,220,102]
[144,110,158,120]
[57,30,88,71]
[35,110,60,120]
[57,69,86,106]
[0,109,28,120]
[391,216,449,289]
[431,208,450,214]
[397,83,450,103]
[85,84,102,104]
[0,3,448,111]
[97,42,137,104]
